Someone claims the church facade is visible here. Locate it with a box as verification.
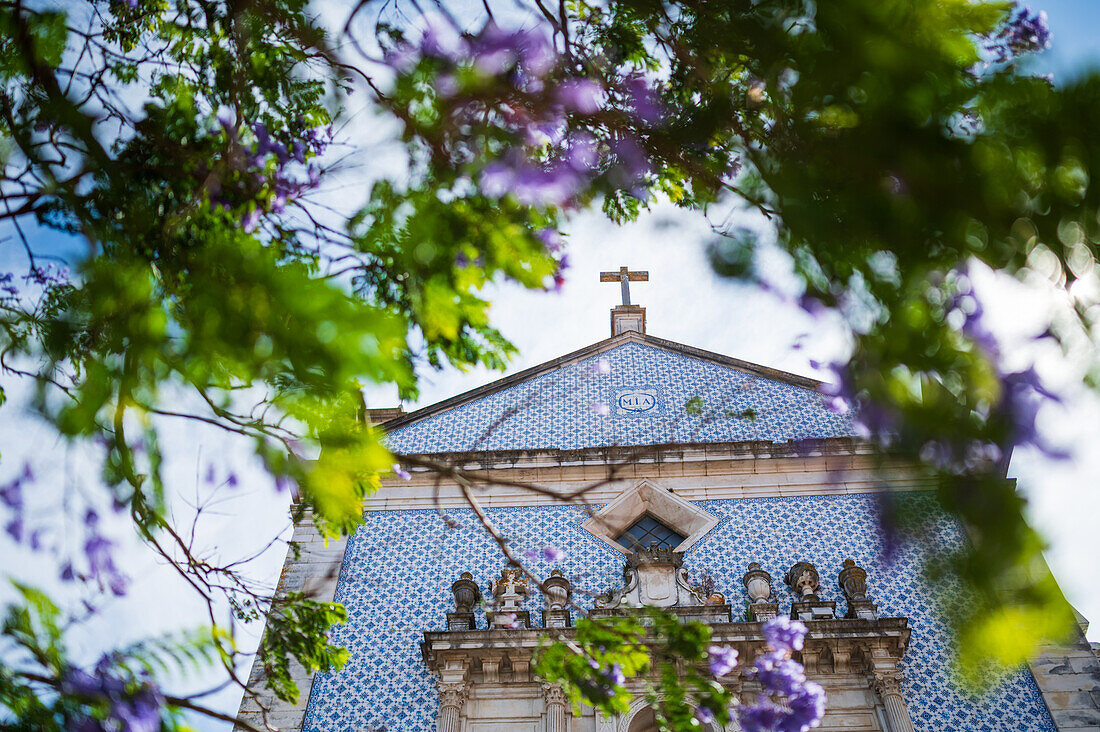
[236,299,1098,732]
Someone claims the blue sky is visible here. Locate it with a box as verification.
[1034,0,1100,80]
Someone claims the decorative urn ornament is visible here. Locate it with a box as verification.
[838,559,868,601]
[543,569,572,611]
[742,562,773,604]
[450,571,481,612]
[785,561,821,601]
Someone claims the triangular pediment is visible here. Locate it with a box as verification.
[383,331,855,455]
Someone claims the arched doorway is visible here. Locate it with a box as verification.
[626,705,719,732]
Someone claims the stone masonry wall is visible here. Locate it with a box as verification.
[234,510,345,732]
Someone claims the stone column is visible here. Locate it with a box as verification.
[872,673,914,732]
[437,680,468,732]
[543,683,568,732]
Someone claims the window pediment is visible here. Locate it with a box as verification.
[581,480,718,555]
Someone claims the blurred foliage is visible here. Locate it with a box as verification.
[535,609,735,728]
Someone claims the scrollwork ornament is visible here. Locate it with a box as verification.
[542,682,568,707]
[872,672,904,699]
[438,680,468,710]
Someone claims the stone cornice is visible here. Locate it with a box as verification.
[371,444,934,510]
[421,617,911,680]
[393,436,870,469]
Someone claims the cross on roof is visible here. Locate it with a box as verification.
[600,266,649,306]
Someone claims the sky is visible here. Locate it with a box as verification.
[1,2,1100,730]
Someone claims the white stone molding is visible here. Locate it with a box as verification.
[581,479,719,554]
[619,696,653,732]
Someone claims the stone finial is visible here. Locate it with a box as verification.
[451,572,481,612]
[838,559,878,620]
[543,569,571,611]
[743,562,774,603]
[542,569,572,628]
[838,559,867,600]
[743,562,779,621]
[447,572,481,630]
[786,561,835,621]
[785,561,821,601]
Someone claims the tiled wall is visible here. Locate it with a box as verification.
[302,493,1055,731]
[385,342,855,454]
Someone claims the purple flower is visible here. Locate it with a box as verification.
[708,644,739,676]
[480,161,517,198]
[469,22,521,75]
[737,618,827,731]
[788,682,827,730]
[24,264,70,288]
[589,356,611,376]
[763,616,807,653]
[556,79,604,113]
[739,696,785,732]
[85,534,129,596]
[226,472,239,488]
[0,480,23,510]
[986,3,1052,61]
[392,464,412,481]
[754,652,806,697]
[63,665,163,732]
[589,401,610,417]
[541,546,563,561]
[419,16,464,60]
[566,134,598,171]
[605,663,625,687]
[5,518,23,542]
[695,706,716,725]
[241,208,261,232]
[537,228,564,252]
[623,76,665,125]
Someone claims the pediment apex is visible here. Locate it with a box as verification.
[581,479,719,555]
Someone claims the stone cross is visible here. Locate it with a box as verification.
[600,266,649,306]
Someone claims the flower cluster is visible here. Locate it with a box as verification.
[578,656,626,702]
[60,510,129,597]
[0,464,31,540]
[63,658,164,732]
[522,545,564,562]
[386,19,667,290]
[986,3,1052,62]
[741,618,825,732]
[0,272,17,301]
[25,263,71,289]
[212,115,330,231]
[702,618,825,732]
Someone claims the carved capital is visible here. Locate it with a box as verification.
[438,680,468,710]
[542,682,568,708]
[871,671,904,699]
